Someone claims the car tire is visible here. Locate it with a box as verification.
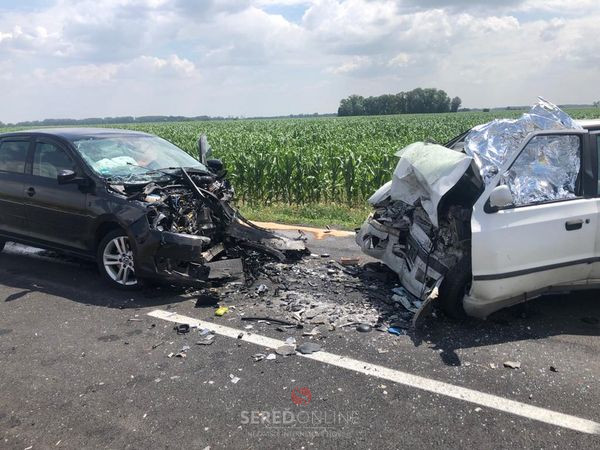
[97,230,139,290]
[438,255,471,320]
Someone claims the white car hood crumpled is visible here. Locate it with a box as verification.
[370,141,474,227]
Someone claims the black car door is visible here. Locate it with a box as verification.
[22,138,92,251]
[0,137,31,236]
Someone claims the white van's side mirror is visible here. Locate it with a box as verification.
[489,185,514,208]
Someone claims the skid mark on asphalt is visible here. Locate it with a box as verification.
[148,309,600,435]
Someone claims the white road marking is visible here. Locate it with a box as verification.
[148,309,600,435]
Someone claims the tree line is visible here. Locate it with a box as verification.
[0,115,233,128]
[338,88,462,116]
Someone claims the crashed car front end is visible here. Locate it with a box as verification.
[357,98,583,316]
[113,166,306,286]
[356,141,480,301]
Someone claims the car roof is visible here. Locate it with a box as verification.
[577,119,600,131]
[0,127,152,141]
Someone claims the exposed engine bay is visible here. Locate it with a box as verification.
[111,164,307,286]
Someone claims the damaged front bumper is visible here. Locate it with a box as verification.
[356,215,452,300]
[119,165,307,287]
[129,214,306,286]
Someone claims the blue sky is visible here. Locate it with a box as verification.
[0,0,598,122]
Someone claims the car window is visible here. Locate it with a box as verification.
[0,140,29,174]
[32,142,75,179]
[501,134,581,207]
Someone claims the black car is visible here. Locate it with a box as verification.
[0,128,305,289]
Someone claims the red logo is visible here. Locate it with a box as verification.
[291,387,312,405]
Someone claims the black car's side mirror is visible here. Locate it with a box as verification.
[206,159,224,174]
[57,169,90,187]
[57,169,77,184]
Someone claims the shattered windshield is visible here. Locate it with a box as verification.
[72,135,206,181]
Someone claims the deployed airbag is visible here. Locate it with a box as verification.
[387,142,473,227]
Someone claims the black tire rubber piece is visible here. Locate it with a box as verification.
[96,229,139,290]
[0,240,5,253]
[438,255,471,320]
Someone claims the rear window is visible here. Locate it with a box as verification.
[0,140,29,174]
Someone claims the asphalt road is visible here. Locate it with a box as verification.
[1,230,600,449]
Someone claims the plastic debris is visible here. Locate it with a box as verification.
[340,257,360,266]
[303,328,320,337]
[229,374,240,384]
[391,287,407,296]
[256,284,269,295]
[215,306,229,316]
[356,324,372,333]
[196,334,215,345]
[392,294,414,312]
[266,353,276,360]
[275,345,296,356]
[252,353,266,362]
[174,324,190,335]
[387,327,405,336]
[503,361,521,369]
[171,345,190,358]
[285,336,297,346]
[297,342,321,354]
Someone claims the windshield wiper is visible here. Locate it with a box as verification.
[124,163,176,178]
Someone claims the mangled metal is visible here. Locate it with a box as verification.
[357,197,471,301]
[115,147,306,286]
[357,98,582,308]
[382,141,476,227]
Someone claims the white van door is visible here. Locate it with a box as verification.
[468,131,597,316]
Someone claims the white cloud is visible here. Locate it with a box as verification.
[0,0,599,122]
[388,53,410,67]
[327,56,370,74]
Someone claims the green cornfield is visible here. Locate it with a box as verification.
[6,109,600,206]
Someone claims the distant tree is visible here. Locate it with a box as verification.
[338,95,366,116]
[337,88,459,116]
[594,100,600,108]
[450,97,462,112]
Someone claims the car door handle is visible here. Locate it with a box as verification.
[26,187,36,197]
[565,220,583,231]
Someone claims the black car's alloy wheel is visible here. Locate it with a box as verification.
[97,230,138,289]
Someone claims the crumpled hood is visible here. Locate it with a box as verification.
[370,141,474,227]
